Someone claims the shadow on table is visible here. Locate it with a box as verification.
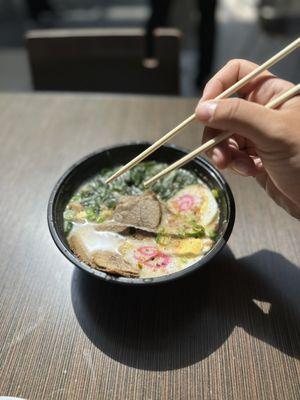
[71,247,300,371]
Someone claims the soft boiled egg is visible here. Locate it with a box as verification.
[160,237,203,257]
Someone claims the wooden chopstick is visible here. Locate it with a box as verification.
[143,84,300,187]
[105,37,300,184]
[264,84,300,108]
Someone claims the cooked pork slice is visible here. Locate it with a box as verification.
[93,251,139,277]
[114,192,161,230]
[95,222,130,234]
[69,228,139,277]
[68,233,95,266]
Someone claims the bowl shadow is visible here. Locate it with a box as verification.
[71,246,300,371]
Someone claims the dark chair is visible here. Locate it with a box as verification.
[25,28,181,95]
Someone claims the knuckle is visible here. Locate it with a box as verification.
[226,59,238,67]
[205,76,214,86]
[226,59,243,69]
[203,78,214,91]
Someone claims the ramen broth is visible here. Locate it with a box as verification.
[64,162,220,278]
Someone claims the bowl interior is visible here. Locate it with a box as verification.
[48,143,235,285]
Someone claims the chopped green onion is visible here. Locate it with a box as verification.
[64,221,73,234]
[208,230,218,240]
[63,209,76,221]
[212,188,221,199]
[71,194,81,202]
[96,215,106,223]
[85,208,97,221]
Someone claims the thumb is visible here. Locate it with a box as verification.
[195,98,280,150]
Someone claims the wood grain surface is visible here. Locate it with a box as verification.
[0,93,299,400]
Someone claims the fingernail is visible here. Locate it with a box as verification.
[195,101,218,121]
[231,159,250,176]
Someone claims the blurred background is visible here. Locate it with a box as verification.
[0,0,299,96]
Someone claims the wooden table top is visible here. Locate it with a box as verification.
[0,93,299,400]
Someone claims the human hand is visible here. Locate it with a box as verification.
[195,59,300,219]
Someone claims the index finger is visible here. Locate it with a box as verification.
[201,59,274,101]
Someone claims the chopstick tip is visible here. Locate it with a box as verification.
[104,176,113,185]
[143,179,152,188]
[105,169,123,184]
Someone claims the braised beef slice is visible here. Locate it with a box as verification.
[93,251,139,278]
[114,193,161,230]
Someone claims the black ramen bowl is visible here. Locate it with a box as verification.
[48,143,235,285]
